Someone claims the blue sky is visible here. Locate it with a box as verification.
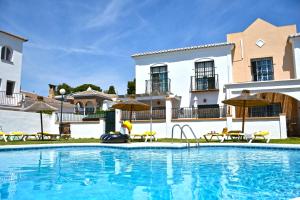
[1,0,300,95]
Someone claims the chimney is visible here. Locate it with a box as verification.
[48,84,56,99]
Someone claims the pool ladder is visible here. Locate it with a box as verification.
[171,124,200,147]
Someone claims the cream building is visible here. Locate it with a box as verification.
[225,19,300,136]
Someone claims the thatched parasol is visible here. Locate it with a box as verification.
[112,99,150,121]
[222,90,269,133]
[23,100,57,140]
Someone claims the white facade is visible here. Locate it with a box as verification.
[133,43,233,108]
[290,35,300,78]
[0,31,27,94]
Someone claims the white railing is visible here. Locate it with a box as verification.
[0,91,24,107]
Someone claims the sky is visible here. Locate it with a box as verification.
[0,0,300,95]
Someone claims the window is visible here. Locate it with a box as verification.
[150,65,168,93]
[195,60,216,90]
[6,81,15,95]
[251,57,273,81]
[249,103,281,117]
[197,104,220,118]
[1,46,13,62]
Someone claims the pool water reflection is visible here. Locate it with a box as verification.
[0,147,300,200]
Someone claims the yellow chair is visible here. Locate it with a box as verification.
[131,131,157,142]
[249,131,270,143]
[6,131,25,141]
[204,128,228,142]
[0,131,7,142]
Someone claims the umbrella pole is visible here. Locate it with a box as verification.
[129,105,133,134]
[242,101,246,133]
[40,111,44,140]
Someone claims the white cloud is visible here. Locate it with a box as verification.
[84,0,130,29]
[27,42,126,57]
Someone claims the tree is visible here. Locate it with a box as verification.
[127,78,135,95]
[72,84,102,93]
[56,83,72,95]
[106,85,116,94]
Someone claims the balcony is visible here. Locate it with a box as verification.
[145,78,171,95]
[190,75,219,92]
[121,108,166,121]
[0,91,24,107]
[172,106,226,119]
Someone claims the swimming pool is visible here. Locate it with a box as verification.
[0,146,300,200]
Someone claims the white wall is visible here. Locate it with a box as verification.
[291,37,300,79]
[131,117,286,139]
[0,33,25,93]
[232,118,284,139]
[0,110,105,139]
[0,109,51,133]
[131,119,227,139]
[134,45,233,107]
[70,120,105,139]
[50,118,105,139]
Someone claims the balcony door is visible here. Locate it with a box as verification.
[150,65,168,93]
[195,60,215,90]
[6,81,15,95]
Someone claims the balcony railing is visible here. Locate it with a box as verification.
[0,91,24,107]
[145,79,171,94]
[121,108,166,121]
[56,112,106,122]
[172,106,226,119]
[190,75,219,92]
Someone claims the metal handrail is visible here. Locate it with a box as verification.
[181,124,199,146]
[171,124,190,147]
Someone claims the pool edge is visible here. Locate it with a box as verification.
[1,142,300,151]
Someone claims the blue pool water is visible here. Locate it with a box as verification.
[0,147,300,200]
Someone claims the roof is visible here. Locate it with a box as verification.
[131,42,234,58]
[0,30,28,42]
[289,33,300,39]
[22,91,75,112]
[73,88,116,100]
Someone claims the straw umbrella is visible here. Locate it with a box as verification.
[112,99,150,122]
[23,100,57,140]
[222,90,269,133]
[112,99,150,134]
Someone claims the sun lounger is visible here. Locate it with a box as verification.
[21,132,39,141]
[6,131,25,141]
[248,131,270,143]
[204,128,228,142]
[0,131,7,142]
[37,132,60,140]
[37,132,71,140]
[131,131,157,142]
[227,130,244,141]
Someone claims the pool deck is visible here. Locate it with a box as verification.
[1,142,300,151]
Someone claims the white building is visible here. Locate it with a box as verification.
[0,30,27,107]
[133,42,233,113]
[128,19,300,139]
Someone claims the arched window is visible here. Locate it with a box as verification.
[1,46,13,62]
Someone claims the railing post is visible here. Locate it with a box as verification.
[279,113,287,139]
[115,109,122,132]
[226,114,233,131]
[165,96,173,138]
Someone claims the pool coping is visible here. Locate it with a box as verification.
[1,142,300,151]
